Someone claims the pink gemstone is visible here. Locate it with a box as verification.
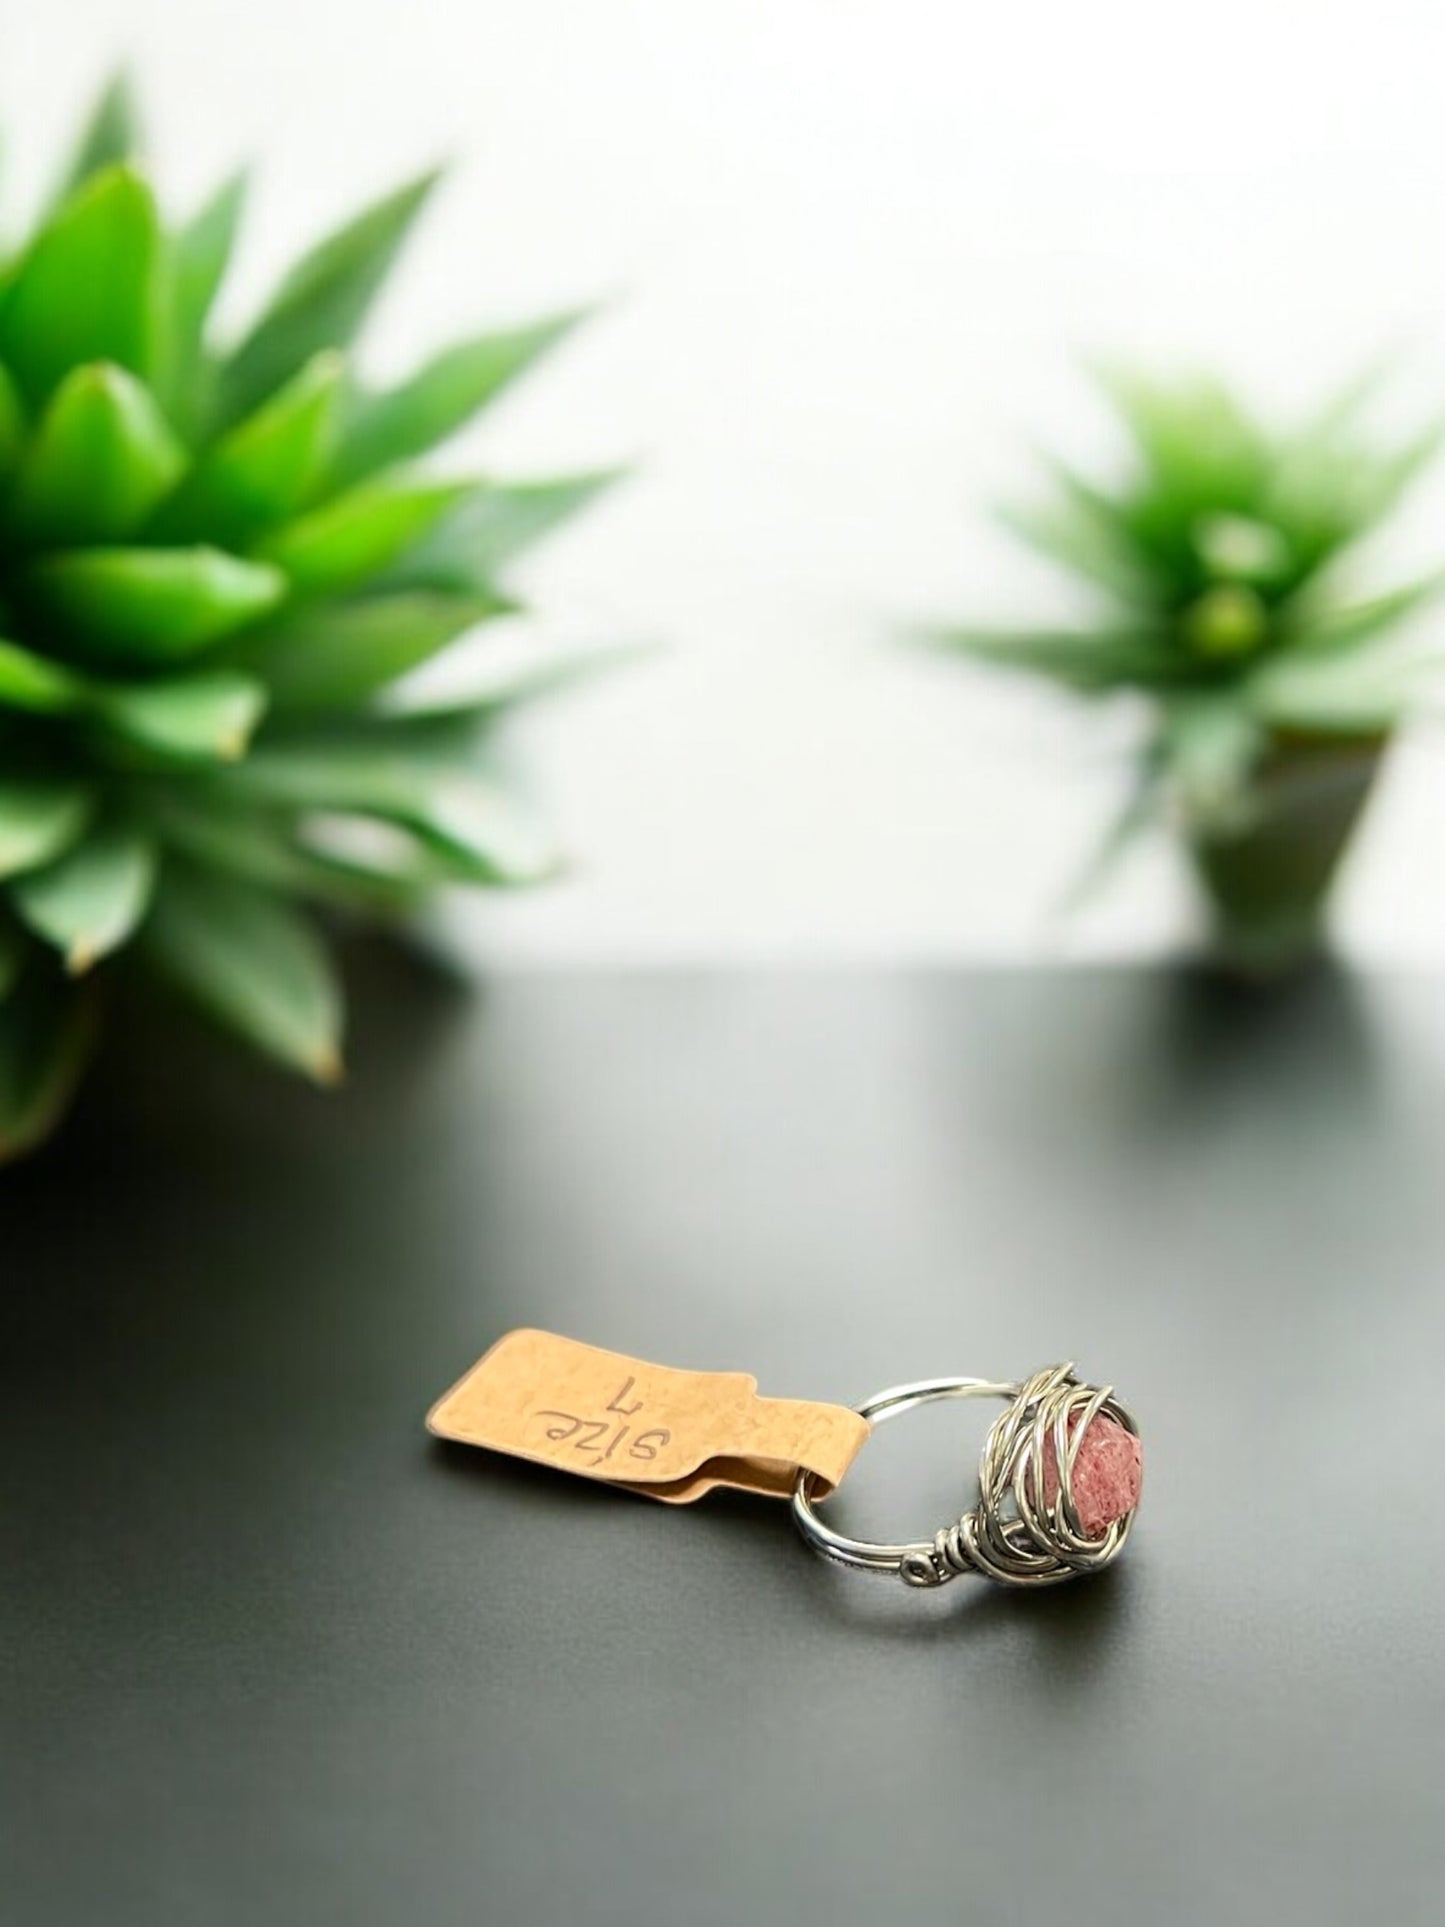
[1040,1413,1142,1537]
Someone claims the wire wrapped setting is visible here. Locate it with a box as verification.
[903,1364,1137,1588]
[791,1363,1141,1591]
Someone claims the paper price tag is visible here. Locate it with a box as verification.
[427,1329,871,1505]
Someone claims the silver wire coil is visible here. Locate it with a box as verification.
[792,1363,1140,1590]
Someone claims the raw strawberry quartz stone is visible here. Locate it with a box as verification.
[1040,1413,1143,1539]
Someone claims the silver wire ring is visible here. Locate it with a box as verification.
[791,1364,1141,1589]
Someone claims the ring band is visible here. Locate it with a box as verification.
[791,1363,1142,1589]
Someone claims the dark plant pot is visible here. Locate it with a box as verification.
[1186,731,1385,981]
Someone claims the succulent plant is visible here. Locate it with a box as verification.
[0,77,616,1161]
[940,367,1445,973]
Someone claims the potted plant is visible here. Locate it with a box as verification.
[0,78,618,1161]
[938,367,1445,976]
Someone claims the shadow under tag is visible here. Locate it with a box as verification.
[427,1329,871,1504]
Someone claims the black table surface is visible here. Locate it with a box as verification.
[5,959,1444,1925]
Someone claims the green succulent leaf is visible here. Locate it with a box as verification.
[143,863,343,1081]
[284,825,449,909]
[160,169,249,431]
[1246,648,1433,735]
[254,476,474,597]
[997,492,1151,604]
[233,589,511,710]
[1093,366,1268,511]
[151,795,436,914]
[218,739,560,883]
[27,546,287,664]
[1192,512,1292,587]
[379,471,620,593]
[94,669,268,762]
[0,641,268,764]
[0,362,26,479]
[48,72,142,214]
[1350,420,1445,536]
[929,624,1181,692]
[329,310,585,489]
[12,822,158,971]
[1287,571,1445,656]
[10,362,185,545]
[0,964,97,1163]
[380,640,645,720]
[0,639,85,714]
[153,350,345,544]
[1180,584,1270,661]
[0,165,162,406]
[216,169,440,430]
[147,795,312,892]
[1268,427,1445,583]
[0,778,92,879]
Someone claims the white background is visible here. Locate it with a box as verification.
[8,0,1445,963]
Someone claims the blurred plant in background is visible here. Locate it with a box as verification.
[0,77,617,1162]
[940,368,1445,976]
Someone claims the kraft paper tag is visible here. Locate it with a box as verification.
[426,1329,871,1505]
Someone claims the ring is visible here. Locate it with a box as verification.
[791,1363,1142,1589]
